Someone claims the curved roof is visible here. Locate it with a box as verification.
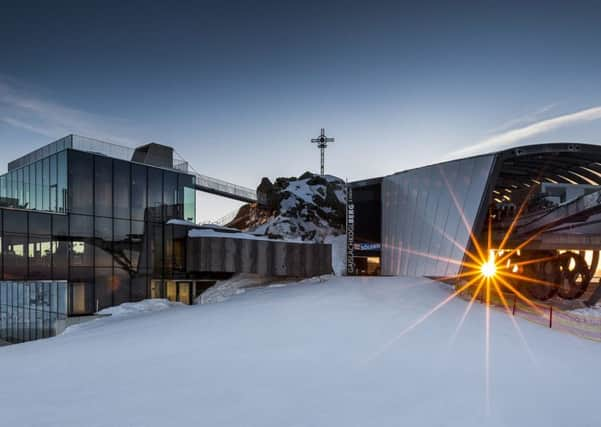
[493,142,601,189]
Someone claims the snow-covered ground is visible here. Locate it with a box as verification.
[1,276,600,427]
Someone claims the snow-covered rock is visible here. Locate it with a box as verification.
[230,172,346,243]
[228,172,347,274]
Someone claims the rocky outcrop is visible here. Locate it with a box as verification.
[228,172,347,243]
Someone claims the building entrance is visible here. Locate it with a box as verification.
[165,280,194,305]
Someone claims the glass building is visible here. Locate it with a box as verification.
[0,135,197,343]
[347,143,601,306]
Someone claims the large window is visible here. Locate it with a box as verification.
[94,156,113,217]
[131,164,147,221]
[69,150,94,214]
[163,171,178,220]
[113,160,130,220]
[148,167,163,222]
[57,150,67,213]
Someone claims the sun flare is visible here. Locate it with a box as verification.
[481,257,497,278]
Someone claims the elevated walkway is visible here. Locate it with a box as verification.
[192,173,256,203]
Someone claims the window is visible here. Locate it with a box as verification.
[29,163,36,210]
[94,268,113,311]
[68,151,94,214]
[3,209,27,234]
[69,269,93,315]
[131,164,147,221]
[29,212,51,236]
[23,165,30,209]
[28,236,52,279]
[130,220,146,272]
[42,157,50,211]
[4,234,27,280]
[50,154,57,211]
[163,171,178,220]
[184,186,196,223]
[113,160,130,219]
[57,150,67,213]
[35,161,43,211]
[69,214,93,267]
[94,156,113,217]
[17,168,23,207]
[94,217,113,267]
[148,167,163,222]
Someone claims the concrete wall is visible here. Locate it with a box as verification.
[186,237,332,277]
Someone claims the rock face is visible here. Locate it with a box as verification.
[228,172,347,242]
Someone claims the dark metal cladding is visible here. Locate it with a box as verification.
[186,236,332,277]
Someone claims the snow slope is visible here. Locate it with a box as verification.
[1,276,600,427]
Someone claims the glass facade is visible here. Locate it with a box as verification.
[0,151,67,213]
[0,147,197,342]
[0,281,67,343]
[381,154,495,277]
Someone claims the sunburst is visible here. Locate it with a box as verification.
[365,169,556,413]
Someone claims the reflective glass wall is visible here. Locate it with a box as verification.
[66,149,196,314]
[0,281,67,343]
[381,154,496,277]
[0,150,67,213]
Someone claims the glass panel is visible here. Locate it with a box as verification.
[68,151,94,214]
[71,282,88,315]
[57,150,67,213]
[130,220,146,272]
[4,234,27,280]
[17,167,23,207]
[69,214,94,267]
[0,174,6,199]
[29,212,51,236]
[148,167,163,222]
[113,267,130,305]
[36,160,43,211]
[28,236,52,280]
[179,174,195,222]
[23,165,30,209]
[163,224,173,276]
[94,156,113,217]
[94,217,113,267]
[150,222,163,277]
[3,209,27,234]
[163,171,178,220]
[9,170,15,199]
[113,219,131,271]
[50,154,57,212]
[183,186,196,223]
[94,268,113,311]
[58,282,67,315]
[69,269,93,315]
[113,160,130,219]
[29,163,36,210]
[131,164,147,221]
[42,157,50,211]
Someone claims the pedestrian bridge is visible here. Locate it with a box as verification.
[192,173,256,203]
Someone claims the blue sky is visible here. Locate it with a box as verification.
[1,0,601,218]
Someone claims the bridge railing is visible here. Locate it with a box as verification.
[192,172,256,202]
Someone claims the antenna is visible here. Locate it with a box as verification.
[310,128,335,175]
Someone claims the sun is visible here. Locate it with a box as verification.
[481,257,497,278]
